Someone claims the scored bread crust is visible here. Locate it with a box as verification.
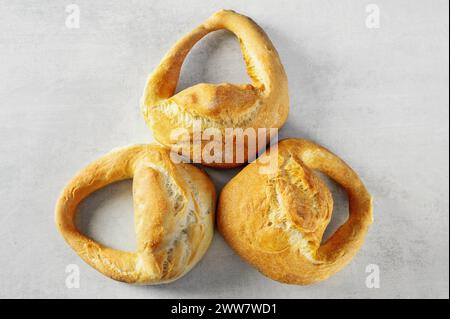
[141,10,289,168]
[55,144,216,284]
[217,139,373,285]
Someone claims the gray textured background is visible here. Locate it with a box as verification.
[0,0,448,298]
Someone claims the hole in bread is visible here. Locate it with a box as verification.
[176,30,251,92]
[314,171,349,244]
[76,179,136,252]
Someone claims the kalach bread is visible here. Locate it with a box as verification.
[141,10,289,168]
[217,139,373,284]
[55,144,216,284]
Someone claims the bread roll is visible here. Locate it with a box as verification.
[217,139,373,284]
[141,10,289,168]
[55,144,216,284]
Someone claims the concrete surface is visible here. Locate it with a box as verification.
[0,0,448,298]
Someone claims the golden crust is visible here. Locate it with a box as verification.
[55,144,216,284]
[217,139,373,285]
[141,10,289,168]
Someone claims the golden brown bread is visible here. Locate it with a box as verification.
[141,10,289,168]
[217,138,373,285]
[55,144,216,284]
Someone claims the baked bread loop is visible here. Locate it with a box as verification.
[141,10,289,168]
[55,145,215,284]
[217,138,373,284]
